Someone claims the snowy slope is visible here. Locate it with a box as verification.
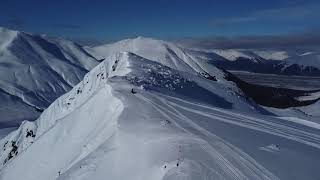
[0,52,320,179]
[93,37,320,76]
[92,37,222,74]
[252,50,289,61]
[180,44,320,76]
[211,49,265,63]
[283,52,320,70]
[0,27,99,126]
[299,101,320,117]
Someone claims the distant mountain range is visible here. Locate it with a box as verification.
[1,27,320,179]
[0,27,319,127]
[185,48,320,76]
[0,27,98,126]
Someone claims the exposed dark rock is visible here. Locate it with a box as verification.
[222,69,320,108]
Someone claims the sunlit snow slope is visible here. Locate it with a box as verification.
[283,52,320,70]
[92,37,217,73]
[1,52,320,180]
[0,27,98,126]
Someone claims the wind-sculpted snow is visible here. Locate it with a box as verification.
[1,52,320,179]
[0,52,124,171]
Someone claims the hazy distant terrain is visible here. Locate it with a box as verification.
[233,71,320,90]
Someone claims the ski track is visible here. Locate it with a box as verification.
[154,93,320,149]
[136,92,278,180]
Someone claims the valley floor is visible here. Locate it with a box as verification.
[232,71,320,90]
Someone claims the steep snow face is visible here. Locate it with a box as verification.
[0,27,99,126]
[0,52,123,172]
[0,27,18,50]
[47,37,99,70]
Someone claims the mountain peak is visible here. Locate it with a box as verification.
[0,27,19,49]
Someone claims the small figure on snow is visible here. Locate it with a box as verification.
[77,88,82,94]
[131,88,137,94]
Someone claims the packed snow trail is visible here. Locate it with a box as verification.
[148,93,320,149]
[135,93,278,180]
[133,92,320,179]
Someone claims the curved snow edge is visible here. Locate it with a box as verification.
[0,52,131,168]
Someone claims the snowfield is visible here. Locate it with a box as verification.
[0,52,319,180]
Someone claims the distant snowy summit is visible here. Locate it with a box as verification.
[92,36,320,76]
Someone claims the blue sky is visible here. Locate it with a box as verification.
[0,0,319,42]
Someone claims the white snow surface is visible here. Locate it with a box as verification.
[0,27,18,50]
[1,31,320,179]
[1,30,320,128]
[253,50,289,61]
[296,91,320,101]
[93,37,223,74]
[298,101,320,118]
[0,52,320,180]
[211,49,255,61]
[0,27,99,126]
[284,52,320,69]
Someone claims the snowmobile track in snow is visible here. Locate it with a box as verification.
[136,93,279,180]
[151,93,320,150]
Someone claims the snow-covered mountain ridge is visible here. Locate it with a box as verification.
[97,37,320,76]
[0,28,320,179]
[92,37,215,73]
[183,47,320,76]
[1,26,319,128]
[1,52,320,179]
